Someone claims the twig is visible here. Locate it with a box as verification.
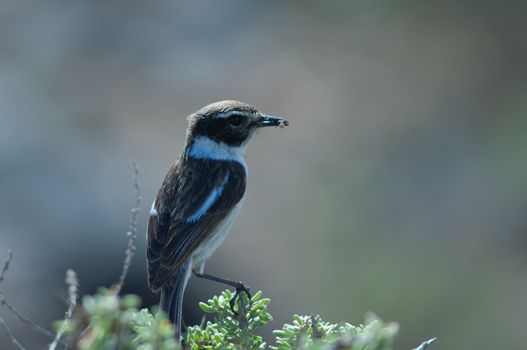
[0,292,58,340]
[0,250,13,287]
[0,318,26,350]
[311,315,322,340]
[0,251,61,343]
[49,269,78,350]
[114,160,141,294]
[413,337,437,350]
[0,253,23,349]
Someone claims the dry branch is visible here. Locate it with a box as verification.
[114,159,141,294]
[0,251,61,344]
[49,269,78,350]
[0,250,12,287]
[0,318,26,350]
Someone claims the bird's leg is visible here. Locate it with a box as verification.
[192,270,251,314]
[193,271,250,291]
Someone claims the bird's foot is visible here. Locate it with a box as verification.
[229,281,251,315]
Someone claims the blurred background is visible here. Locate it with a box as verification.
[1,0,526,349]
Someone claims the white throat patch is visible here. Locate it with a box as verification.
[187,136,248,172]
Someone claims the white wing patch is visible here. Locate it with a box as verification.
[186,174,230,223]
[187,136,248,173]
[150,200,157,216]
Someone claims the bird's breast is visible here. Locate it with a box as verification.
[191,200,244,270]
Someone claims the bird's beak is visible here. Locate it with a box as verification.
[253,115,289,128]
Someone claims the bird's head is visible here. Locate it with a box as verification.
[186,100,288,148]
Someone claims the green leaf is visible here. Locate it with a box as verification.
[199,302,214,313]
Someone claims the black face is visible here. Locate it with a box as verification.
[191,112,254,147]
[187,101,288,147]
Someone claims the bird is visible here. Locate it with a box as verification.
[146,100,288,339]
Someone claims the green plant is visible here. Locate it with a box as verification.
[59,288,433,350]
[185,290,271,349]
[272,313,398,350]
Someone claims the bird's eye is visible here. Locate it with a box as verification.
[227,115,244,127]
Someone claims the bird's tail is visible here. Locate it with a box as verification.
[159,262,191,340]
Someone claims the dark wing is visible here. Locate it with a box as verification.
[147,159,246,291]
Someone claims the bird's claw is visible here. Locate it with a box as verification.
[229,281,251,315]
